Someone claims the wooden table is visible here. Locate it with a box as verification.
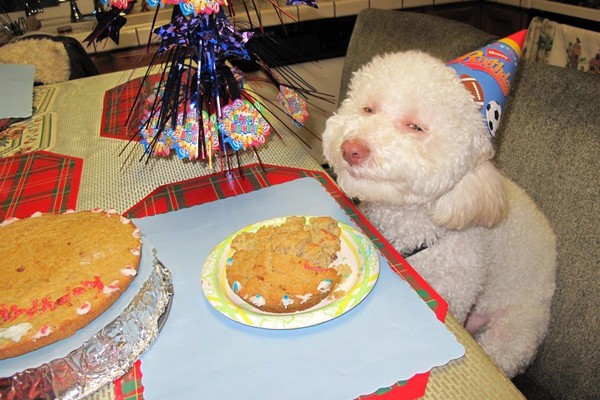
[0,70,525,400]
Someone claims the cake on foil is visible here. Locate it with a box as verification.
[0,209,141,360]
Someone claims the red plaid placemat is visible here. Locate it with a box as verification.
[100,74,162,141]
[0,151,82,221]
[114,360,145,400]
[125,163,448,400]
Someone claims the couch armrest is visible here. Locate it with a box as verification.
[495,62,600,400]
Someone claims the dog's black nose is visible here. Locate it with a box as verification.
[341,139,371,165]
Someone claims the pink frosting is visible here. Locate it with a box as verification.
[103,281,121,295]
[33,325,52,339]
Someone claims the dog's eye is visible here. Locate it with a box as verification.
[362,106,374,114]
[408,123,424,132]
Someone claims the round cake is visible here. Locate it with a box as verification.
[0,209,142,360]
[226,216,342,313]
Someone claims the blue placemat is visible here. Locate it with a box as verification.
[0,64,34,119]
[134,177,464,400]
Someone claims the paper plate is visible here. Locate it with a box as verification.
[201,216,379,329]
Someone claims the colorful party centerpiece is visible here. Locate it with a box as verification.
[86,0,329,172]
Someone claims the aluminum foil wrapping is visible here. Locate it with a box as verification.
[0,257,174,400]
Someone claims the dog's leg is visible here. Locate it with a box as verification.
[472,303,551,378]
[470,180,557,377]
[464,311,490,335]
[405,230,487,324]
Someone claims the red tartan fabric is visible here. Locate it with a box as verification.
[0,151,82,221]
[361,373,430,399]
[100,74,162,141]
[114,360,145,400]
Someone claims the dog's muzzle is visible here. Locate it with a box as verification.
[341,139,371,166]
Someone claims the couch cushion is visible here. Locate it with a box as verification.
[495,61,600,400]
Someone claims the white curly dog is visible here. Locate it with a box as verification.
[322,50,557,377]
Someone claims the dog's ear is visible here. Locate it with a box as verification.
[430,161,507,230]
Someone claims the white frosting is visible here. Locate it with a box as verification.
[296,294,312,304]
[250,294,266,307]
[132,228,141,239]
[76,301,92,315]
[0,217,19,227]
[32,325,53,339]
[281,295,295,308]
[80,252,105,265]
[64,209,76,214]
[120,216,131,224]
[0,323,32,343]
[317,279,333,293]
[31,211,43,218]
[120,266,137,276]
[130,247,141,256]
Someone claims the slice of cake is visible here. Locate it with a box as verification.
[226,216,342,313]
[0,209,142,360]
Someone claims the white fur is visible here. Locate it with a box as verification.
[323,50,557,377]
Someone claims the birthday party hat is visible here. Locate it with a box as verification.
[447,30,527,141]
